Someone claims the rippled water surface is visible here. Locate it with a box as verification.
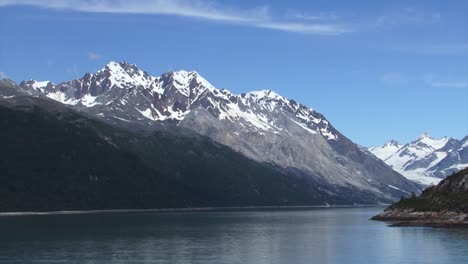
[0,207,467,264]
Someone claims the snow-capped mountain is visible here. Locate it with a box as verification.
[368,140,403,161]
[19,62,339,139]
[13,61,421,202]
[369,133,468,186]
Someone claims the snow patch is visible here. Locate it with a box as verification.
[31,80,50,90]
[45,91,79,105]
[81,94,99,107]
[138,108,157,121]
[369,143,402,161]
[291,119,317,135]
[387,184,410,194]
[395,169,442,186]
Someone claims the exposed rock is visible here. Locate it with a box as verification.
[4,61,422,203]
[372,168,468,227]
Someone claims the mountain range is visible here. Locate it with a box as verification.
[2,92,361,211]
[369,133,468,186]
[0,61,422,210]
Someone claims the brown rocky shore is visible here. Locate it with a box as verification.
[372,209,468,227]
[371,168,468,228]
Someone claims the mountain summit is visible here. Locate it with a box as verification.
[18,62,340,139]
[369,134,468,186]
[9,61,422,203]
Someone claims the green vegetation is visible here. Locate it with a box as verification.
[389,168,468,213]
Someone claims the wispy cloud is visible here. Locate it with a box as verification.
[286,11,339,21]
[0,0,351,35]
[380,72,407,85]
[0,71,8,79]
[257,22,349,35]
[88,51,102,61]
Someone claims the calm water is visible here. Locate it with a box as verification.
[0,207,467,264]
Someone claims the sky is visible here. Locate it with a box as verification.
[0,0,467,146]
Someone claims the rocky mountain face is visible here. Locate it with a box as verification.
[369,133,468,186]
[7,61,421,203]
[1,94,366,211]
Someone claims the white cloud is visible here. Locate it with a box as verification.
[88,51,102,61]
[0,71,8,79]
[257,22,350,35]
[380,72,407,85]
[286,11,339,21]
[0,0,350,35]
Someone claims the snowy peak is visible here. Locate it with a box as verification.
[417,132,431,140]
[412,133,449,150]
[369,134,466,185]
[19,80,53,92]
[160,70,215,98]
[384,139,401,148]
[16,61,340,141]
[243,89,296,112]
[5,62,424,202]
[368,140,402,161]
[246,90,287,102]
[103,61,141,75]
[99,61,156,89]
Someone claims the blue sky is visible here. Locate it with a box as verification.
[0,0,467,146]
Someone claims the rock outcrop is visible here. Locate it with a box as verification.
[372,168,468,227]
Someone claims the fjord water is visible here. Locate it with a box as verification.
[0,207,467,264]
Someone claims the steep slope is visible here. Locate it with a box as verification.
[372,168,468,227]
[0,79,26,97]
[369,133,468,185]
[1,94,372,212]
[13,61,421,202]
[389,168,468,212]
[368,140,402,161]
[429,136,468,178]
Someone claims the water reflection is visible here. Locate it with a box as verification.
[0,208,467,264]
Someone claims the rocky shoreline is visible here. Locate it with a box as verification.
[371,209,468,228]
[371,168,468,228]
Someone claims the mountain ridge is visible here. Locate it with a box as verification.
[369,133,468,186]
[18,61,339,140]
[2,61,421,203]
[2,93,371,211]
